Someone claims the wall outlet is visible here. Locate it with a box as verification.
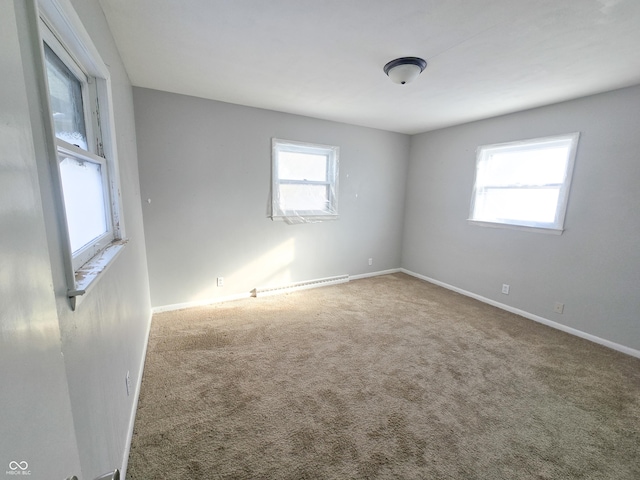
[125,371,131,396]
[217,277,224,287]
[501,284,510,295]
[368,258,373,266]
[554,302,564,314]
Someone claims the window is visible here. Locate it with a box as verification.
[469,133,579,233]
[38,1,125,307]
[271,138,339,223]
[43,41,114,270]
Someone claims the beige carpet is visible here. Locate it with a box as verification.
[127,273,640,479]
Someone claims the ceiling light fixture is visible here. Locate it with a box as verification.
[383,57,427,85]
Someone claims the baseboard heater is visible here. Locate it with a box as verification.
[252,274,349,298]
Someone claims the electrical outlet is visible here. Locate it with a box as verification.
[368,258,373,266]
[125,371,131,396]
[501,284,510,295]
[217,277,224,287]
[554,302,564,314]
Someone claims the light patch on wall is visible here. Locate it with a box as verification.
[191,238,296,301]
[597,0,624,14]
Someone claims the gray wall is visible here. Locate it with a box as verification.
[0,1,81,477]
[134,87,409,308]
[402,85,640,351]
[0,1,151,479]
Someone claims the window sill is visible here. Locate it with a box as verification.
[467,220,563,235]
[270,214,339,224]
[68,239,128,310]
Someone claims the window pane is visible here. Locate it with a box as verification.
[59,155,108,253]
[474,187,560,224]
[278,151,327,181]
[478,145,569,187]
[44,43,88,151]
[279,184,329,212]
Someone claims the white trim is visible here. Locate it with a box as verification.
[40,22,97,152]
[74,240,126,290]
[271,137,339,221]
[152,270,403,313]
[349,268,401,281]
[469,132,579,233]
[270,214,339,223]
[153,269,639,359]
[37,0,127,310]
[120,309,152,480]
[38,0,109,78]
[152,292,253,314]
[57,141,115,269]
[467,220,563,235]
[98,75,126,240]
[400,269,640,359]
[70,240,127,310]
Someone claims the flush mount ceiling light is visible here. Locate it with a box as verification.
[383,57,427,85]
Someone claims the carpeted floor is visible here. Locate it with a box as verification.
[127,273,640,479]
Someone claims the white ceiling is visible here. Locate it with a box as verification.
[98,0,640,134]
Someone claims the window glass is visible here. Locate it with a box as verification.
[58,155,108,252]
[43,43,88,150]
[278,152,328,181]
[474,188,560,225]
[479,147,569,186]
[279,184,330,212]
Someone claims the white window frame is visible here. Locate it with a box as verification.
[56,143,114,270]
[38,0,126,308]
[468,133,579,234]
[271,138,339,223]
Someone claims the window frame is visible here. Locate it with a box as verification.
[56,143,114,270]
[42,38,94,151]
[37,0,126,308]
[468,133,579,234]
[271,138,339,223]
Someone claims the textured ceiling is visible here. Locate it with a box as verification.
[98,0,640,134]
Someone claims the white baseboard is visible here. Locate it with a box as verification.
[349,268,401,281]
[152,292,253,314]
[120,310,152,479]
[401,269,640,359]
[152,270,403,313]
[152,269,640,359]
